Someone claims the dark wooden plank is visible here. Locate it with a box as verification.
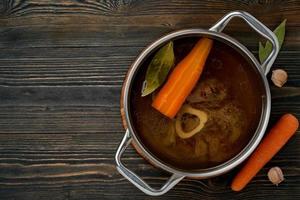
[0,0,299,199]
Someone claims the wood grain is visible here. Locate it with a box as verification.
[0,0,299,199]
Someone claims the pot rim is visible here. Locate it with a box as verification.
[123,28,271,178]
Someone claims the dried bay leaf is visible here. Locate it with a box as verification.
[141,41,175,96]
[259,19,286,63]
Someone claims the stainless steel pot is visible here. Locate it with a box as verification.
[115,11,279,196]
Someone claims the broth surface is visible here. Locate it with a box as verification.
[130,37,264,169]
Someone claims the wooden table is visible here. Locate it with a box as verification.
[0,0,299,199]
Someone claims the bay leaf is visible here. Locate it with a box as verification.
[141,41,175,97]
[259,19,287,63]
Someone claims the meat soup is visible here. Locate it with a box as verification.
[130,37,264,169]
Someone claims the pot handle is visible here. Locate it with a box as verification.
[115,129,185,196]
[209,11,279,75]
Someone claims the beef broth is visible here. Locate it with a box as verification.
[130,37,264,169]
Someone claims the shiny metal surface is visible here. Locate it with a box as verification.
[115,11,279,196]
[209,11,279,74]
[115,130,185,196]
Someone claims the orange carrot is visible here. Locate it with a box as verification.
[152,38,213,118]
[231,114,299,191]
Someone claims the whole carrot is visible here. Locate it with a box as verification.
[152,38,213,118]
[231,114,299,191]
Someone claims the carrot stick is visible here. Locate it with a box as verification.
[231,114,299,191]
[152,38,213,118]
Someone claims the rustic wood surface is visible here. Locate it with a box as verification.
[0,0,299,199]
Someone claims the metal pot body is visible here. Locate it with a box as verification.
[115,11,279,196]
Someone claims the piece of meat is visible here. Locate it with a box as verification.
[194,139,208,161]
[195,103,245,162]
[186,79,227,106]
[216,104,245,144]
